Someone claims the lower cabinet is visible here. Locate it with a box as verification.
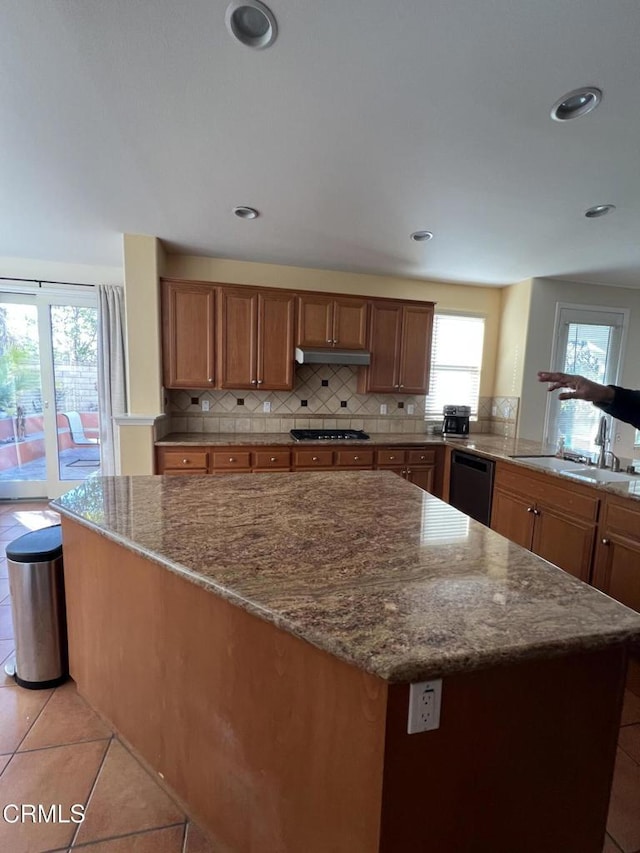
[592,495,640,610]
[157,443,439,493]
[376,448,436,494]
[490,462,598,583]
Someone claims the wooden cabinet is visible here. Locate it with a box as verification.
[376,448,436,493]
[490,462,599,582]
[359,301,434,394]
[592,496,640,611]
[218,288,295,390]
[156,447,210,475]
[162,280,216,389]
[296,294,368,349]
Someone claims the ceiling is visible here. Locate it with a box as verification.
[1,0,640,287]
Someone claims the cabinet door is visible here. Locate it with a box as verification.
[398,304,434,394]
[257,292,295,390]
[593,534,640,611]
[363,302,402,392]
[532,506,595,583]
[333,298,368,349]
[490,488,534,550]
[162,281,216,389]
[218,288,258,389]
[296,295,333,347]
[407,466,434,494]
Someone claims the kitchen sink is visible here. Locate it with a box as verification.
[509,456,586,472]
[561,467,637,484]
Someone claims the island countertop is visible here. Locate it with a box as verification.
[52,471,640,683]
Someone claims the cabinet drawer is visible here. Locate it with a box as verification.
[495,464,599,522]
[602,497,640,542]
[335,450,374,468]
[163,468,208,476]
[407,449,436,465]
[377,449,407,466]
[161,450,209,471]
[212,451,252,470]
[294,450,334,468]
[253,450,291,469]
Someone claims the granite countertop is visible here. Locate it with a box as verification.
[53,472,640,684]
[157,431,640,501]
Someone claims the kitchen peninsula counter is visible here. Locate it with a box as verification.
[53,473,640,853]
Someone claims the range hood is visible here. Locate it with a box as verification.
[295,347,371,366]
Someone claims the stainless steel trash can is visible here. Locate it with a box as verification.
[5,524,67,689]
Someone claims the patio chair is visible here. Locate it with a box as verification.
[62,412,99,446]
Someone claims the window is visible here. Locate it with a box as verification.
[545,304,627,452]
[425,314,485,418]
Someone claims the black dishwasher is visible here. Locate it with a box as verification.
[449,450,495,527]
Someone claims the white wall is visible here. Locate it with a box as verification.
[519,277,640,458]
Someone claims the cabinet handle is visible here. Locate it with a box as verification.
[229,457,235,462]
[326,339,332,344]
[419,455,425,460]
[389,455,395,460]
[601,538,610,545]
[251,379,257,385]
[182,459,188,464]
[406,468,412,475]
[208,377,213,383]
[354,456,360,461]
[526,506,534,513]
[270,457,277,462]
[400,384,404,389]
[533,508,540,516]
[333,338,338,344]
[312,456,319,461]
[257,379,263,385]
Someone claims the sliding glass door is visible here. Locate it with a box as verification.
[0,288,100,499]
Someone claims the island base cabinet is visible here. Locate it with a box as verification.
[61,518,626,853]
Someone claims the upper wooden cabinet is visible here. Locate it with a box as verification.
[296,294,368,349]
[162,280,217,389]
[218,287,295,391]
[359,302,434,394]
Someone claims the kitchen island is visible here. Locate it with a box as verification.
[54,472,640,853]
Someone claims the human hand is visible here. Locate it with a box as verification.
[537,372,614,403]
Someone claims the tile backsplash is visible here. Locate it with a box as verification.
[165,364,519,437]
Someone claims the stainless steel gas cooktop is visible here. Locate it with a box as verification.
[290,429,370,441]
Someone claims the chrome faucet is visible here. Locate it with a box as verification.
[595,415,608,468]
[594,415,620,470]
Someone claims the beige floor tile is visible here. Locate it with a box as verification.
[0,684,53,754]
[621,690,640,727]
[0,603,13,639]
[19,681,112,752]
[69,823,185,851]
[0,754,11,776]
[0,739,108,853]
[607,748,640,853]
[0,639,16,687]
[185,821,218,852]
[619,724,640,766]
[0,563,7,580]
[0,577,9,601]
[74,740,184,846]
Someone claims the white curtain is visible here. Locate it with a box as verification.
[97,285,127,475]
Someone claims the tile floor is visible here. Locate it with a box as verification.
[0,499,638,852]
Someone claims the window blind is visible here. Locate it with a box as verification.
[425,314,485,418]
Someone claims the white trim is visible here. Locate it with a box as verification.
[114,414,166,426]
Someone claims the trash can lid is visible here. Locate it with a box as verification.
[6,525,63,562]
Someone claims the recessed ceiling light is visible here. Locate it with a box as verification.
[225,1,277,49]
[233,206,260,219]
[550,87,602,121]
[410,231,433,242]
[585,204,616,218]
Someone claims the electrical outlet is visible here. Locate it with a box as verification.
[380,404,387,415]
[407,679,442,734]
[407,404,415,415]
[263,401,271,413]
[201,400,210,412]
